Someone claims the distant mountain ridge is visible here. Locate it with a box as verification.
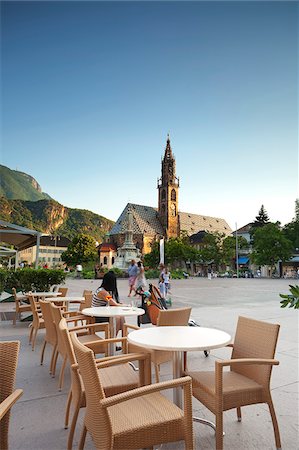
[0,165,114,241]
[0,165,51,201]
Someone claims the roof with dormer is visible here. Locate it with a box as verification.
[109,203,232,237]
[179,211,231,236]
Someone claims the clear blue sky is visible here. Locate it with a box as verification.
[1,1,298,230]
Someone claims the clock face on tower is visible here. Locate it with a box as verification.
[170,203,176,216]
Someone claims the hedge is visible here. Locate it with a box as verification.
[0,268,66,293]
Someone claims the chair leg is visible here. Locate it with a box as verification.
[13,310,17,326]
[154,364,160,382]
[67,402,81,450]
[268,399,281,449]
[237,407,242,422]
[29,325,34,344]
[65,389,72,429]
[31,328,38,351]
[78,424,87,450]
[215,412,224,450]
[58,356,67,391]
[52,349,59,377]
[40,341,47,365]
[49,345,57,374]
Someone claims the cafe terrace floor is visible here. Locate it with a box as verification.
[1,277,298,449]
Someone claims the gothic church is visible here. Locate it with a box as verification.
[104,136,231,259]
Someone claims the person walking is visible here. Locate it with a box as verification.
[127,259,138,297]
[76,263,83,279]
[162,266,171,296]
[135,261,147,294]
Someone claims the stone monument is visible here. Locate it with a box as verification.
[114,206,140,270]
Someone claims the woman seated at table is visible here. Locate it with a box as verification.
[92,270,124,336]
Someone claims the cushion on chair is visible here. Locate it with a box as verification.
[108,392,185,449]
[188,370,264,412]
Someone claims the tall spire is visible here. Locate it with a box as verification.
[164,134,173,160]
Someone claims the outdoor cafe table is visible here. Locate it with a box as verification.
[82,306,145,355]
[25,291,62,299]
[127,326,231,410]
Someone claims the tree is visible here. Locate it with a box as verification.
[198,232,223,268]
[250,204,270,236]
[282,199,299,250]
[221,235,249,267]
[251,223,293,276]
[143,241,160,268]
[61,234,97,266]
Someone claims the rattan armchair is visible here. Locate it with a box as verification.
[28,294,45,351]
[59,319,150,450]
[50,303,110,390]
[71,331,194,450]
[0,341,23,450]
[124,307,192,381]
[39,300,58,374]
[186,316,281,450]
[12,287,31,326]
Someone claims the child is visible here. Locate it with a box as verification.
[158,274,166,299]
[163,267,171,296]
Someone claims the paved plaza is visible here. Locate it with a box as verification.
[1,277,298,449]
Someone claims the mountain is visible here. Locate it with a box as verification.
[0,165,52,201]
[0,165,114,241]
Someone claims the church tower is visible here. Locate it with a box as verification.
[157,135,179,238]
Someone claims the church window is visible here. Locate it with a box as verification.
[103,256,107,265]
[162,189,166,200]
[161,204,165,214]
[171,189,176,201]
[112,257,115,264]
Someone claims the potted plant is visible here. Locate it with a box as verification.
[279,285,299,309]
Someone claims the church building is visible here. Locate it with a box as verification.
[100,136,231,264]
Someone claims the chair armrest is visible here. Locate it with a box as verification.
[69,322,109,333]
[95,352,150,368]
[101,376,192,408]
[216,358,279,368]
[0,389,23,420]
[123,323,140,336]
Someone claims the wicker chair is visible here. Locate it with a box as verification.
[28,294,45,351]
[0,341,23,450]
[50,303,110,390]
[39,300,58,374]
[71,331,194,450]
[59,319,150,450]
[58,287,68,297]
[124,307,192,381]
[12,288,31,326]
[186,316,281,450]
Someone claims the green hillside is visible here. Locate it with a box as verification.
[0,165,51,201]
[0,165,114,241]
[0,197,114,241]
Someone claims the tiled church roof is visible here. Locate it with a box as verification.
[179,211,231,236]
[109,203,164,236]
[110,203,232,237]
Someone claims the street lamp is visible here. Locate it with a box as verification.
[235,222,239,278]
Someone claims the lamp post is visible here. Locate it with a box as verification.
[235,222,239,278]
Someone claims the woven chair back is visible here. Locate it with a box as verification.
[58,287,68,297]
[70,332,112,449]
[0,341,20,449]
[157,307,192,327]
[80,291,93,311]
[28,294,42,326]
[50,303,67,357]
[12,288,21,313]
[232,316,280,386]
[39,300,57,346]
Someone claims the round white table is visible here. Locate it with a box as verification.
[127,326,231,408]
[47,296,84,303]
[25,291,62,298]
[82,306,145,355]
